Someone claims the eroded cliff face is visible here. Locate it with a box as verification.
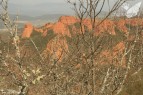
[126,18,143,27]
[21,16,143,63]
[115,19,128,33]
[22,23,33,38]
[42,35,69,62]
[100,42,126,66]
[22,16,143,38]
[94,19,116,35]
[52,22,71,37]
[58,16,79,25]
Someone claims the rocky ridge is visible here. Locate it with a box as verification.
[21,16,143,63]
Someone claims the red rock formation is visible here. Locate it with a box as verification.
[21,16,143,66]
[82,19,93,31]
[22,22,55,38]
[100,42,125,66]
[95,19,115,35]
[115,19,128,33]
[32,23,54,37]
[34,27,44,33]
[44,23,54,29]
[58,16,78,25]
[22,23,33,38]
[126,18,143,27]
[70,23,85,35]
[113,42,125,55]
[53,22,71,37]
[42,23,54,36]
[22,16,143,39]
[43,36,69,62]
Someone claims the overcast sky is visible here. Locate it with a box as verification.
[9,0,66,4]
[8,0,143,16]
[9,0,142,5]
[8,0,72,16]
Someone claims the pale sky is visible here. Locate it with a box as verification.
[8,0,72,16]
[9,0,68,5]
[9,0,142,5]
[8,0,143,16]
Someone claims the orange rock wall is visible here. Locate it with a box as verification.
[22,23,33,38]
[21,16,143,64]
